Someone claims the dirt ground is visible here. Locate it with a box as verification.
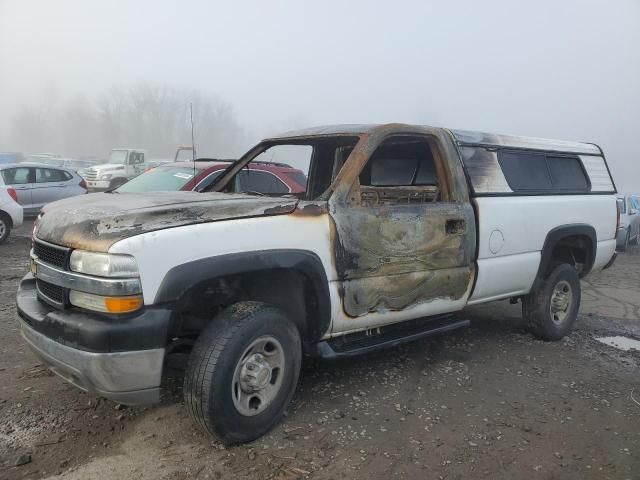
[1,223,639,480]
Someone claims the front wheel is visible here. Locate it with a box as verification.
[184,301,302,444]
[522,264,581,341]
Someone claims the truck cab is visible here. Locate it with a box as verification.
[82,148,146,191]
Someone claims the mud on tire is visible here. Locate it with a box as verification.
[522,263,581,341]
[184,301,302,445]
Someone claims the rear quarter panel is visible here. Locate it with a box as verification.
[469,194,617,304]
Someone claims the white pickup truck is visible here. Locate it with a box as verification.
[81,148,146,191]
[17,124,618,444]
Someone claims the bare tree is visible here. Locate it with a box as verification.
[8,83,247,160]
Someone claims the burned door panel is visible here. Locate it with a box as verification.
[329,126,477,319]
[342,266,472,317]
[334,203,476,316]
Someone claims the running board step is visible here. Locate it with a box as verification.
[313,315,470,359]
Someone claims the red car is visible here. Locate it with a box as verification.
[116,160,307,195]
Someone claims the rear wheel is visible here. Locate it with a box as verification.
[0,213,11,244]
[109,178,128,190]
[184,301,302,444]
[522,264,581,341]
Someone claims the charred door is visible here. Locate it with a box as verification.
[329,130,476,318]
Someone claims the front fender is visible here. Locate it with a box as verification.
[154,249,332,338]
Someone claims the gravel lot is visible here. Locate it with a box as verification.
[1,223,639,479]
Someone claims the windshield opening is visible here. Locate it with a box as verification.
[116,166,198,192]
[108,150,128,165]
[209,136,360,200]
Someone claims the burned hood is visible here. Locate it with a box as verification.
[35,191,299,251]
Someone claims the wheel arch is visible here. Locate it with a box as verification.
[154,250,332,344]
[537,224,597,278]
[0,210,13,228]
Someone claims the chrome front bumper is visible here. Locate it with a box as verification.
[20,319,164,405]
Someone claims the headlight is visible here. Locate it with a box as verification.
[69,290,143,313]
[100,174,113,180]
[69,250,139,277]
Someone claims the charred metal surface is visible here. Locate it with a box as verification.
[457,146,512,194]
[291,202,328,217]
[333,203,476,316]
[36,192,298,251]
[343,267,471,317]
[327,124,477,317]
[263,203,298,215]
[450,129,602,156]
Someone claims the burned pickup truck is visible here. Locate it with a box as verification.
[17,124,618,444]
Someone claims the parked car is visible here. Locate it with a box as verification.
[116,159,307,194]
[18,124,617,444]
[0,163,87,216]
[0,185,24,243]
[616,194,640,251]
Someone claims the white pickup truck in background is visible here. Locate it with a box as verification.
[80,148,147,191]
[18,123,617,444]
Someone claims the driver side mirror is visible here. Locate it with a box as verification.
[630,208,638,215]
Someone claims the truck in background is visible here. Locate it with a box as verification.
[80,148,146,191]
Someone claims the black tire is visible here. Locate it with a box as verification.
[522,264,581,341]
[109,178,128,189]
[184,301,302,445]
[0,212,11,244]
[619,230,629,252]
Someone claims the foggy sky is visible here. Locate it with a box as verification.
[1,0,638,192]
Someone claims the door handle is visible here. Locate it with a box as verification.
[446,219,466,235]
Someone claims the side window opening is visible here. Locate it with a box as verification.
[195,170,224,192]
[498,151,552,191]
[235,144,312,196]
[237,170,289,194]
[546,156,589,191]
[498,150,590,193]
[36,168,68,183]
[2,167,31,185]
[332,146,353,182]
[357,136,442,206]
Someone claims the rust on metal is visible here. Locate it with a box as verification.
[291,202,328,217]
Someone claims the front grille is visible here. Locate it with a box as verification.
[36,279,66,307]
[33,240,70,269]
[84,169,98,181]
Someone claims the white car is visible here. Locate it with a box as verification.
[0,186,24,243]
